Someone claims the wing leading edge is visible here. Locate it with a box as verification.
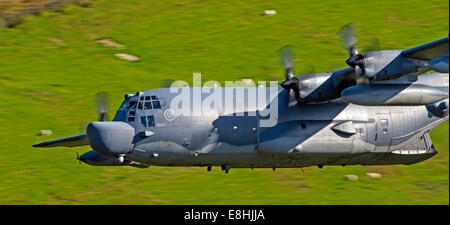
[33,134,89,148]
[402,36,449,60]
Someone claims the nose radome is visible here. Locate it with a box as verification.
[87,122,135,157]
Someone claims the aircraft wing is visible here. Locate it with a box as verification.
[333,66,357,84]
[402,36,449,60]
[33,134,89,148]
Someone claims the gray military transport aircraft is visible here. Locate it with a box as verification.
[33,26,449,173]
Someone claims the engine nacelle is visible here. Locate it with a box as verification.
[341,83,448,106]
[294,67,356,103]
[361,50,405,79]
[426,100,449,118]
[427,55,449,73]
[87,121,135,157]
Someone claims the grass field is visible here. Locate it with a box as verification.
[0,0,448,204]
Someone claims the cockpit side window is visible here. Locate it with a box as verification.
[140,116,147,127]
[127,101,137,110]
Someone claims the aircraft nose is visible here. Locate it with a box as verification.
[77,151,94,163]
[86,122,135,157]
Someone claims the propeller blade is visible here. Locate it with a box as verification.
[161,79,175,88]
[96,92,108,121]
[79,120,88,134]
[363,36,381,52]
[339,23,358,56]
[278,46,303,104]
[76,152,81,164]
[278,45,294,79]
[339,24,368,79]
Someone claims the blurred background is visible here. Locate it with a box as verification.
[0,0,448,204]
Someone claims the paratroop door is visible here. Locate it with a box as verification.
[374,113,392,152]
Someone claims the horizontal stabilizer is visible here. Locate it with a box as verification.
[33,134,89,148]
[402,36,449,60]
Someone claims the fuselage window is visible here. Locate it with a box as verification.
[140,116,155,127]
[152,100,161,109]
[128,110,136,122]
[140,116,147,127]
[151,96,161,109]
[144,96,153,110]
[380,119,388,134]
[147,115,155,127]
[137,96,161,110]
[137,96,147,110]
[144,101,153,109]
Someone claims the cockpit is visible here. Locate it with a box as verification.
[113,93,162,127]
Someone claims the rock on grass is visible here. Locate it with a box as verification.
[96,38,125,48]
[262,10,277,16]
[115,53,140,62]
[344,175,358,181]
[40,130,52,136]
[366,173,382,178]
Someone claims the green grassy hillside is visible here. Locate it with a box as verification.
[0,0,448,204]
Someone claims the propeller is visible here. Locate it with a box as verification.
[161,79,176,88]
[339,24,359,57]
[96,92,108,121]
[363,36,381,52]
[278,46,302,103]
[76,152,82,164]
[339,24,367,83]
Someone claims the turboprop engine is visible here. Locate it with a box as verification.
[426,53,449,73]
[278,46,356,104]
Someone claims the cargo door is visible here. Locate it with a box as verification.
[374,113,392,152]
